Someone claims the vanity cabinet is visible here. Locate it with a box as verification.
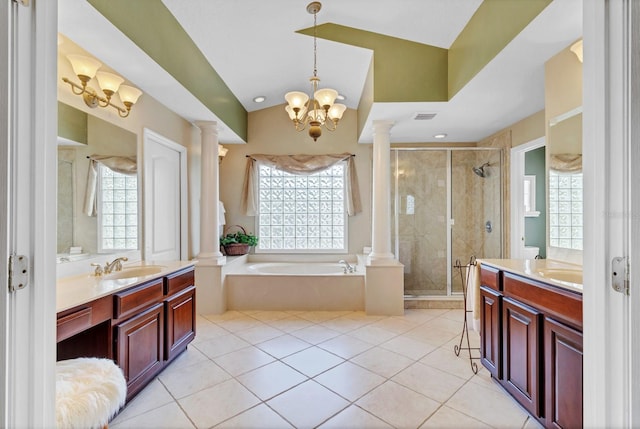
[502,297,541,417]
[56,265,196,402]
[478,264,582,429]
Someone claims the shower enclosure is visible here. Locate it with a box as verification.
[391,148,503,296]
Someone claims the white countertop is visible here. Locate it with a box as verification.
[57,260,197,313]
[477,258,583,294]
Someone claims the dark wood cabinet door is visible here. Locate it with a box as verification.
[165,285,196,362]
[503,297,542,418]
[116,303,164,400]
[480,285,502,379]
[544,317,583,429]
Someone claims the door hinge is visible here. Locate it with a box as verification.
[8,254,29,292]
[611,256,629,295]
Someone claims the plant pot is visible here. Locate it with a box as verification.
[223,243,249,256]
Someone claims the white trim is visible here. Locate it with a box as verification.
[509,137,545,259]
[142,128,188,260]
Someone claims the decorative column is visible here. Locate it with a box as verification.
[369,120,395,263]
[195,121,223,259]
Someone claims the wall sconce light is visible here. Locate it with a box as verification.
[62,54,143,118]
[218,144,228,164]
[570,40,583,63]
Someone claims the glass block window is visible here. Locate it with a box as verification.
[97,165,138,252]
[548,170,582,250]
[257,162,347,252]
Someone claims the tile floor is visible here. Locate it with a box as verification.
[111,309,543,429]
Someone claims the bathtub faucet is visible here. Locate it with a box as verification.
[338,259,355,274]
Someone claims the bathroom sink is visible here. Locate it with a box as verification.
[104,265,166,280]
[537,268,583,285]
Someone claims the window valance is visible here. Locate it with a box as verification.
[241,153,362,216]
[549,153,582,173]
[83,155,137,217]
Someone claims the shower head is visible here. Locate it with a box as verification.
[472,162,491,178]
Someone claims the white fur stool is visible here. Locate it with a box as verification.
[56,358,127,429]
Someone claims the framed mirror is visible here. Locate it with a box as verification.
[57,103,139,265]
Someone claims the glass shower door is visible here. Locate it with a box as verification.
[450,150,503,293]
[392,150,448,296]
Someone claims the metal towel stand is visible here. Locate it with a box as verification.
[453,255,480,374]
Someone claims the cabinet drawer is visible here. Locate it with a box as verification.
[114,279,164,320]
[57,307,92,342]
[164,268,194,296]
[480,264,501,291]
[503,272,582,330]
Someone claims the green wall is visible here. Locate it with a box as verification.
[524,146,546,257]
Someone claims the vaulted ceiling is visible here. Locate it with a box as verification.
[58,0,582,144]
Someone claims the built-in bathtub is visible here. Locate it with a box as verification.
[225,258,365,311]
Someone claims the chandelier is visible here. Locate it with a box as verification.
[284,2,346,141]
[62,55,143,118]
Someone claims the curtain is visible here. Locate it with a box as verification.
[83,155,137,216]
[549,153,582,172]
[241,153,362,216]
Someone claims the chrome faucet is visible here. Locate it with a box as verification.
[103,257,129,274]
[339,259,355,274]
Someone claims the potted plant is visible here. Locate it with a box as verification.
[220,225,258,255]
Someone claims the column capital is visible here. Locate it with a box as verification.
[195,120,219,134]
[372,120,395,135]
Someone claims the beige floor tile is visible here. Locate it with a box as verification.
[420,347,478,380]
[296,310,346,323]
[250,310,291,322]
[370,316,418,334]
[164,346,209,371]
[320,316,374,333]
[392,361,467,402]
[234,324,284,345]
[110,402,194,429]
[216,317,265,333]
[193,333,250,359]
[213,346,275,376]
[290,325,341,344]
[524,415,546,429]
[380,335,437,360]
[420,405,491,428]
[350,347,414,378]
[441,309,466,322]
[425,315,467,335]
[191,321,229,344]
[111,379,174,424]
[158,359,231,399]
[267,380,349,428]
[402,308,448,323]
[404,324,459,346]
[356,381,440,428]
[256,334,311,359]
[348,325,398,345]
[179,379,261,429]
[266,315,315,333]
[214,404,294,428]
[446,381,529,428]
[318,405,393,428]
[315,361,385,401]
[236,361,307,400]
[282,346,344,377]
[317,334,373,359]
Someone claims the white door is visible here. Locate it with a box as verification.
[143,129,187,261]
[583,0,639,426]
[2,0,58,427]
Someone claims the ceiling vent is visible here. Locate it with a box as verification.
[413,112,437,120]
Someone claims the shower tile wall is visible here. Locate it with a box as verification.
[393,150,502,297]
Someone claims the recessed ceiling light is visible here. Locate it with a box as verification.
[253,96,266,103]
[336,94,346,101]
[434,133,447,139]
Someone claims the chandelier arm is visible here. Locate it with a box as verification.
[323,119,338,131]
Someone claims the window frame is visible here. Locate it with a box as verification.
[254,161,349,254]
[96,163,139,253]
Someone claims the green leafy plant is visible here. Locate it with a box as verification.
[219,230,258,247]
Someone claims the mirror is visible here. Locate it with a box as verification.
[547,109,582,253]
[57,104,138,264]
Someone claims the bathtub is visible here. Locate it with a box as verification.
[225,260,365,311]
